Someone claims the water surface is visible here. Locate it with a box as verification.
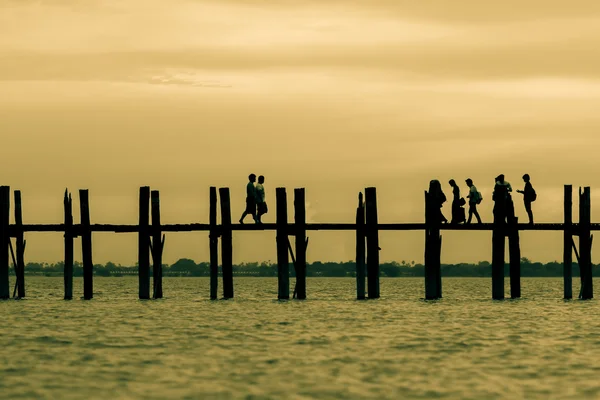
[1,277,599,399]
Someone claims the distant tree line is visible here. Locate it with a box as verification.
[8,258,599,277]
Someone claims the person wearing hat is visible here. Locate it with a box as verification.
[465,178,482,224]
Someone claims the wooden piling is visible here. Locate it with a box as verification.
[209,187,219,300]
[508,216,521,299]
[276,188,290,300]
[219,188,233,299]
[564,185,573,299]
[579,187,593,299]
[63,190,73,300]
[491,201,505,300]
[365,187,380,299]
[0,186,9,299]
[79,189,93,300]
[151,190,163,299]
[424,190,442,300]
[138,187,150,300]
[356,192,366,300]
[14,191,25,298]
[294,188,307,300]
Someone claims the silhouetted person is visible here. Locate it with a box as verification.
[516,173,536,225]
[427,180,448,224]
[255,175,268,223]
[239,174,257,224]
[449,179,466,224]
[465,178,482,224]
[492,174,513,223]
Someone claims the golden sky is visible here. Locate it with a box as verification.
[1,0,600,265]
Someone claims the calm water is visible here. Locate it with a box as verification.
[2,277,600,399]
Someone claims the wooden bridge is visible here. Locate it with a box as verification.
[0,185,594,301]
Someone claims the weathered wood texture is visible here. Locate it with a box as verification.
[564,185,573,299]
[509,216,521,299]
[219,188,234,299]
[356,193,366,300]
[64,190,73,300]
[424,190,442,300]
[276,188,290,300]
[294,188,307,300]
[79,190,93,300]
[579,187,593,300]
[365,187,380,299]
[0,186,9,299]
[209,187,219,300]
[14,190,25,298]
[491,197,506,300]
[151,190,163,299]
[138,187,150,300]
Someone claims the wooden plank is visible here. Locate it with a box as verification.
[79,189,93,300]
[151,190,163,299]
[219,188,233,299]
[579,187,593,299]
[209,187,218,300]
[6,222,600,234]
[424,190,441,300]
[276,188,289,300]
[365,187,380,299]
[138,187,150,300]
[564,185,573,299]
[294,188,307,300]
[0,186,9,299]
[356,192,366,300]
[509,217,521,299]
[491,193,506,300]
[64,190,73,300]
[14,190,25,298]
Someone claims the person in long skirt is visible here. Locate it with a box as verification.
[449,179,466,224]
[427,180,448,224]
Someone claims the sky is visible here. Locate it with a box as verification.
[1,0,600,266]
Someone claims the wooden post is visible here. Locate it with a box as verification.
[508,214,521,299]
[219,188,233,299]
[14,191,25,298]
[579,187,593,300]
[0,186,9,299]
[138,187,150,300]
[276,188,290,300]
[64,190,73,300]
[424,190,441,300]
[491,199,505,300]
[365,187,380,299]
[294,188,307,300]
[356,192,366,300]
[564,185,573,299]
[209,187,219,300]
[79,189,93,300]
[151,190,163,299]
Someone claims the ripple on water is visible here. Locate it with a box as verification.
[1,277,600,399]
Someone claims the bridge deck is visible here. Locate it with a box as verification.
[7,222,598,234]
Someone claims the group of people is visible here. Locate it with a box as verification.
[239,174,268,224]
[238,172,537,225]
[428,174,537,225]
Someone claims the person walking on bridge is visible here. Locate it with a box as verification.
[465,178,482,224]
[239,174,258,224]
[255,175,268,224]
[516,174,536,225]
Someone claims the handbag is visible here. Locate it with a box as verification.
[459,197,466,206]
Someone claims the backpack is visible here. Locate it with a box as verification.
[530,188,537,202]
[474,189,483,204]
